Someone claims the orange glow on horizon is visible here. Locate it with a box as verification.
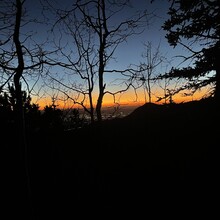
[32,87,208,111]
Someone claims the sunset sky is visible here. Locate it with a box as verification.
[6,0,210,109]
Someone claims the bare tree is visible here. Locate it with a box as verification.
[156,76,180,104]
[138,41,165,103]
[43,0,149,122]
[0,0,53,217]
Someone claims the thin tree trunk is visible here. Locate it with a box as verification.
[13,0,34,218]
[147,77,151,103]
[95,0,108,122]
[88,88,95,123]
[96,55,105,122]
[96,88,104,122]
[96,42,105,122]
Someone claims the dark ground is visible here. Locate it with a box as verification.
[3,97,219,219]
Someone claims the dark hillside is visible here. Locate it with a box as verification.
[52,97,218,218]
[5,97,218,219]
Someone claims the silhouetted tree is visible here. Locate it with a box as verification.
[160,0,220,105]
[0,0,55,129]
[43,0,149,122]
[138,41,165,103]
[0,0,53,217]
[0,83,41,132]
[0,88,13,131]
[41,104,63,132]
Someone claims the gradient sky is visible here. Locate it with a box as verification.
[15,0,208,109]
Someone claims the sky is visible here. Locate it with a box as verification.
[1,0,209,110]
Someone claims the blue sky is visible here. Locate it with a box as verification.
[24,0,177,69]
[13,0,204,107]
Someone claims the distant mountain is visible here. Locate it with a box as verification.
[94,97,218,154]
[126,97,217,121]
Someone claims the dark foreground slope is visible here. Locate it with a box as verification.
[5,98,219,219]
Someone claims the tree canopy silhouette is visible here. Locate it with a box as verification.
[160,0,220,104]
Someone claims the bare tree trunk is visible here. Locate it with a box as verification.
[95,0,107,122]
[13,0,34,218]
[89,95,95,123]
[96,89,104,122]
[96,66,105,121]
[147,75,152,103]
